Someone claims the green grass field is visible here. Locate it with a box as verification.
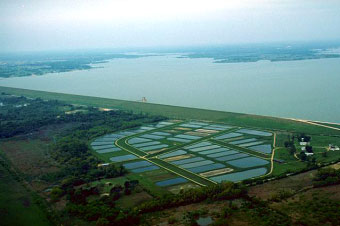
[0,162,50,226]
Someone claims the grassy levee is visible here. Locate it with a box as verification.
[1,86,339,136]
[115,139,147,157]
[150,158,216,186]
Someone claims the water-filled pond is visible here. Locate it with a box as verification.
[131,165,159,173]
[140,134,165,140]
[185,141,212,149]
[226,157,269,168]
[175,134,200,140]
[189,163,226,173]
[180,160,214,169]
[210,167,267,182]
[214,132,242,140]
[140,144,168,151]
[219,153,248,161]
[133,141,160,148]
[123,160,152,169]
[189,145,221,152]
[207,150,239,158]
[128,137,151,144]
[110,154,138,162]
[171,157,205,165]
[237,129,272,137]
[230,138,257,145]
[160,150,187,158]
[249,144,272,154]
[198,147,229,155]
[167,137,191,143]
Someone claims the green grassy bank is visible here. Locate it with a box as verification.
[1,86,339,136]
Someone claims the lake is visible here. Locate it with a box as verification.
[1,55,339,122]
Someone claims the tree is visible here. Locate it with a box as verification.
[306,145,313,153]
[299,152,307,161]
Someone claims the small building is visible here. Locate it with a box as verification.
[300,142,308,146]
[305,152,314,156]
[301,146,306,151]
[98,163,110,167]
[329,144,340,151]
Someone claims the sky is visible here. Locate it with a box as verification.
[1,0,340,52]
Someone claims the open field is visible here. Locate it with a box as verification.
[0,157,50,226]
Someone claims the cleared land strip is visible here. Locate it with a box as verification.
[265,132,276,176]
[211,139,270,160]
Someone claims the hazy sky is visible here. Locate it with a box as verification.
[1,0,340,51]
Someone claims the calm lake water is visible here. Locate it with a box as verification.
[1,55,340,122]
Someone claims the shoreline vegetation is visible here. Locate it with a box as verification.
[1,86,339,135]
[1,42,340,78]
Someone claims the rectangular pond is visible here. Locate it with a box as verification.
[118,131,136,136]
[189,122,210,126]
[160,150,187,159]
[104,134,125,138]
[140,134,165,140]
[189,163,226,173]
[209,124,233,129]
[214,133,242,140]
[167,137,191,143]
[94,137,116,143]
[123,160,153,169]
[219,153,248,161]
[210,167,267,182]
[91,141,115,146]
[226,157,269,168]
[92,145,117,150]
[237,129,272,137]
[239,141,264,147]
[151,131,172,136]
[202,126,226,131]
[133,141,160,148]
[131,165,160,173]
[110,154,138,162]
[230,138,257,145]
[179,160,214,169]
[96,148,121,154]
[175,134,200,140]
[185,142,212,149]
[156,177,188,187]
[170,157,205,165]
[180,123,202,128]
[140,144,168,151]
[207,150,239,158]
[249,144,272,154]
[128,137,151,144]
[140,126,155,130]
[189,145,221,152]
[198,147,229,155]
